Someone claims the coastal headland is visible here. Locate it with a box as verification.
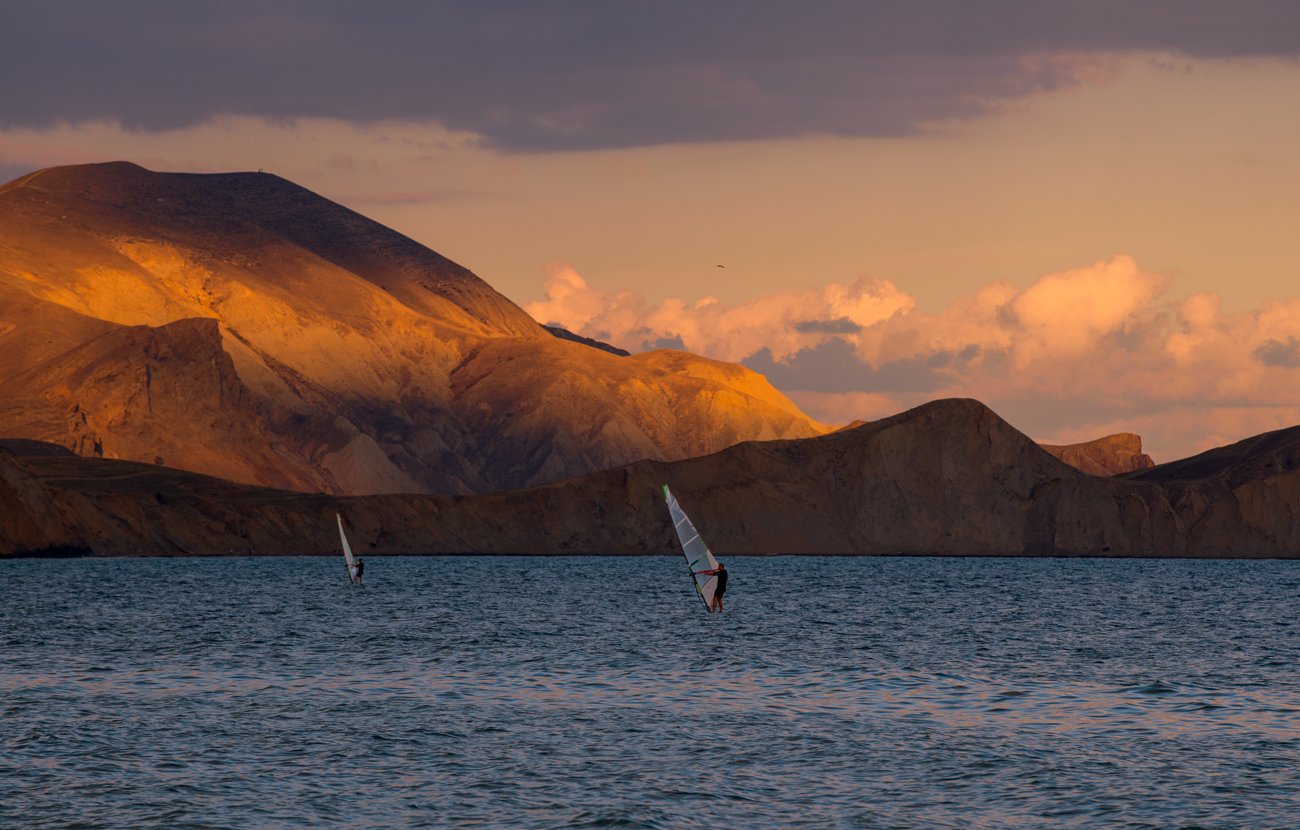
[4,397,1298,557]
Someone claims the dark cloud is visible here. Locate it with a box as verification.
[2,2,1298,150]
[793,317,862,334]
[743,337,975,393]
[1253,337,1300,367]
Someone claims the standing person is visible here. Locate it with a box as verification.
[695,561,727,612]
[353,557,365,585]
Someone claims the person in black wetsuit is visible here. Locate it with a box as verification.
[695,561,727,612]
[353,557,365,585]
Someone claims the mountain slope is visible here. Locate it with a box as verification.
[0,162,828,494]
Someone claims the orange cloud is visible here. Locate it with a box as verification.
[1007,254,1167,361]
[529,255,1300,461]
[525,263,914,361]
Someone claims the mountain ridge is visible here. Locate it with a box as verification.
[0,162,829,496]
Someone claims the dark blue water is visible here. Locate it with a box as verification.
[2,556,1298,829]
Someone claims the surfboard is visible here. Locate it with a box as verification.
[662,485,720,611]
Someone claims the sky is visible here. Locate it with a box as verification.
[3,1,1300,461]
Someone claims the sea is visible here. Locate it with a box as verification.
[2,555,1297,829]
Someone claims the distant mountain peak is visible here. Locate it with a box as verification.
[1039,433,1154,477]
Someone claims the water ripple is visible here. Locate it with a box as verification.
[2,555,1299,828]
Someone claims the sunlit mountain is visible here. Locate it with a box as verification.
[0,162,828,495]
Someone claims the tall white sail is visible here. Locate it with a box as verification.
[336,513,359,584]
[663,485,720,611]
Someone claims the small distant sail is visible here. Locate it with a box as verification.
[336,513,359,584]
[663,485,720,611]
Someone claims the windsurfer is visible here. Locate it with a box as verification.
[695,561,727,612]
[353,557,364,585]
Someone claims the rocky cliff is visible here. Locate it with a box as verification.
[1122,425,1300,555]
[4,399,1295,558]
[1039,433,1155,477]
[0,162,827,495]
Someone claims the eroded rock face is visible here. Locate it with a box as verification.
[0,315,341,492]
[1039,433,1155,477]
[4,399,1296,559]
[0,162,828,495]
[1122,425,1300,555]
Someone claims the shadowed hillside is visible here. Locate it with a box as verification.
[0,162,828,495]
[6,398,1296,559]
[1121,424,1300,553]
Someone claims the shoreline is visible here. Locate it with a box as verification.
[5,550,1297,561]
